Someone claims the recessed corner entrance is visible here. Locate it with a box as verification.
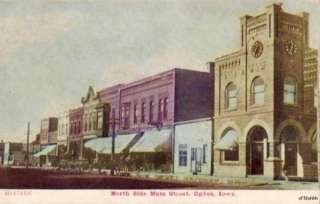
[280,126,299,176]
[246,126,268,175]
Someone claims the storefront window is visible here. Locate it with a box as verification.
[224,146,239,161]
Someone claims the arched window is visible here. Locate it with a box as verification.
[311,132,317,162]
[164,97,169,120]
[149,100,154,122]
[141,102,146,123]
[251,77,265,105]
[133,104,138,124]
[284,76,297,105]
[225,83,238,110]
[216,128,239,162]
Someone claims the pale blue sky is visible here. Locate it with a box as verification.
[0,0,319,142]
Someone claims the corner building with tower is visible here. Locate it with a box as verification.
[212,3,317,180]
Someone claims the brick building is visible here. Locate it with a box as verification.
[84,68,213,172]
[80,86,110,161]
[212,3,317,180]
[39,118,58,145]
[303,48,318,114]
[56,112,69,159]
[68,107,84,160]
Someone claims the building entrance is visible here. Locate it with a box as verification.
[281,126,299,176]
[246,126,268,175]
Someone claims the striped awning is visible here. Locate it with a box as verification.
[129,129,172,153]
[84,133,136,154]
[33,144,57,157]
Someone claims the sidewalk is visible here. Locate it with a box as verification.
[130,171,319,189]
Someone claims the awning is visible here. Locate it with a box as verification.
[33,144,57,157]
[84,133,136,154]
[215,129,238,150]
[84,137,108,153]
[129,129,172,153]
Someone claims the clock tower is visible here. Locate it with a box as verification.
[213,3,317,180]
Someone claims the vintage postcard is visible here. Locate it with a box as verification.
[0,0,319,203]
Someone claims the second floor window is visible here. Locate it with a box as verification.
[149,100,154,123]
[164,97,169,120]
[225,83,237,110]
[284,76,297,105]
[133,104,138,124]
[251,77,265,106]
[97,111,103,129]
[141,102,146,123]
[158,99,164,121]
[77,121,81,134]
[122,103,131,129]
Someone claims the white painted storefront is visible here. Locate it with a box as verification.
[174,119,212,175]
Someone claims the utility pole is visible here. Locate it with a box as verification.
[111,117,116,176]
[26,122,30,169]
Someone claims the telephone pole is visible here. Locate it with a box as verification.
[26,122,30,169]
[111,117,116,176]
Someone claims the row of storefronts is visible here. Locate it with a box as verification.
[22,3,318,181]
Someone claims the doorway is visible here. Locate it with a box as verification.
[281,126,299,176]
[246,126,268,175]
[191,148,202,174]
[284,143,297,175]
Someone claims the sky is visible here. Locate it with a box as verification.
[0,0,319,143]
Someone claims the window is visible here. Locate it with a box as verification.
[224,146,239,161]
[158,99,164,121]
[284,76,297,105]
[133,104,138,124]
[203,144,207,163]
[251,77,265,105]
[92,113,97,130]
[97,111,103,129]
[122,103,131,129]
[149,100,154,123]
[141,102,146,123]
[221,129,239,162]
[164,97,169,120]
[311,133,317,162]
[179,144,188,166]
[225,83,238,110]
[78,121,81,134]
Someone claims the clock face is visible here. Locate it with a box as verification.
[251,41,263,58]
[285,40,297,56]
